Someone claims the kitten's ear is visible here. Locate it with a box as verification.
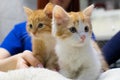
[53,5,69,24]
[24,7,33,16]
[83,4,94,17]
[44,3,54,18]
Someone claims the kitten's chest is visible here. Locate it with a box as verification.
[56,44,97,70]
[33,33,55,53]
[56,46,83,66]
[40,33,56,52]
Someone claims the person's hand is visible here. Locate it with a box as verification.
[0,50,43,71]
[16,50,43,69]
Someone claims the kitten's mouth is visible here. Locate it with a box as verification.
[31,33,38,38]
[72,42,84,47]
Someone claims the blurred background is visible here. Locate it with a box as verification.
[0,0,37,43]
[0,0,120,46]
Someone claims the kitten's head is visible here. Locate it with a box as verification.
[52,5,94,47]
[24,3,54,38]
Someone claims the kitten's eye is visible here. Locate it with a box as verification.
[29,24,33,29]
[38,23,43,28]
[84,26,89,32]
[69,27,77,33]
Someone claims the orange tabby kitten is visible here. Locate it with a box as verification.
[24,3,58,70]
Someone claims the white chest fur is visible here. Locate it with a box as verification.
[55,40,101,80]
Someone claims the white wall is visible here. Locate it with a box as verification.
[0,0,37,43]
[80,0,88,10]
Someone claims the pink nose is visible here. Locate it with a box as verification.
[80,35,86,42]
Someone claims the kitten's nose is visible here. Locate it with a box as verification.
[32,31,36,35]
[32,29,37,35]
[80,35,86,42]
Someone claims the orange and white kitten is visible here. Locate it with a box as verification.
[24,3,58,70]
[52,5,101,80]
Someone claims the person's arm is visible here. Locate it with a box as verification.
[102,31,120,65]
[0,48,10,59]
[0,49,42,72]
[0,48,17,71]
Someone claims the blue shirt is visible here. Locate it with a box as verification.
[0,21,96,56]
[0,22,32,55]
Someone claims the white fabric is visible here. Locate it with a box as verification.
[98,68,120,80]
[0,67,71,80]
